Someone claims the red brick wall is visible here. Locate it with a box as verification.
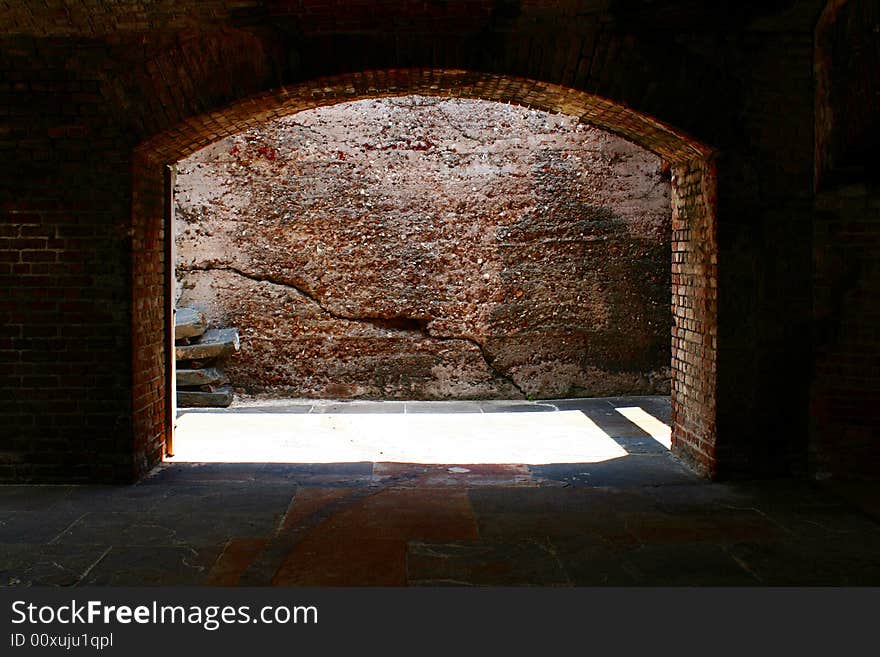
[0,38,134,482]
[712,24,818,478]
[812,183,880,478]
[810,0,880,479]
[3,1,865,482]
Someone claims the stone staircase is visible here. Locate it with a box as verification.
[175,307,239,408]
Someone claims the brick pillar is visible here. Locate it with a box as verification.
[670,159,718,476]
[130,155,168,478]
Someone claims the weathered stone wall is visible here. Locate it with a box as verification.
[175,97,671,399]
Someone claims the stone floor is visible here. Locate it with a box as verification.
[2,396,879,587]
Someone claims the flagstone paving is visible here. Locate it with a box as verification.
[2,397,879,586]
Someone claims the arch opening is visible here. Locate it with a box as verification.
[131,69,718,478]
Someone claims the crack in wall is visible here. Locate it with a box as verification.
[431,332,527,399]
[180,263,527,398]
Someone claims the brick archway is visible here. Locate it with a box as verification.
[131,68,718,478]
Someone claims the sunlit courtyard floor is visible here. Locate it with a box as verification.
[170,400,660,465]
[2,396,880,587]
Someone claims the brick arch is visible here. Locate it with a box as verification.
[137,69,712,167]
[131,69,719,477]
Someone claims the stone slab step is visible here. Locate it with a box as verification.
[176,328,240,361]
[175,307,207,340]
[177,385,233,408]
[176,367,228,387]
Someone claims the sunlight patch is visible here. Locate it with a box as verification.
[169,410,628,464]
[614,406,672,449]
